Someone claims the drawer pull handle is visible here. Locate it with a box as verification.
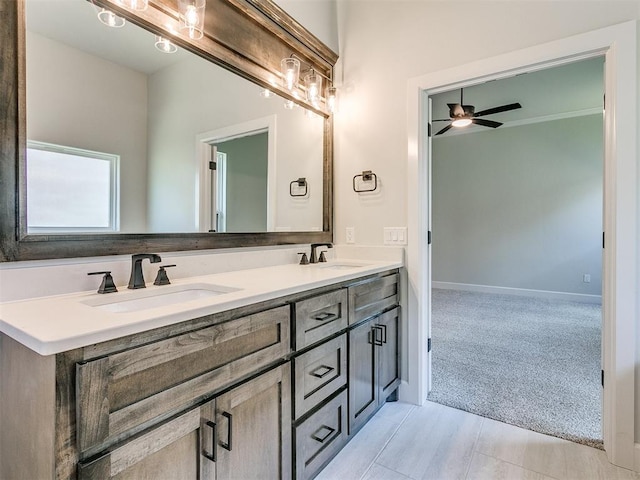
[312,312,338,322]
[310,364,335,378]
[221,411,233,451]
[372,326,384,346]
[202,420,217,462]
[375,323,387,344]
[311,425,336,443]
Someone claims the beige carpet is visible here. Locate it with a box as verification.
[427,288,602,449]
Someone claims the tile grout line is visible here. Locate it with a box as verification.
[462,416,486,480]
[358,404,417,480]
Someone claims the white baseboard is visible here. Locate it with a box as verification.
[432,281,602,305]
[634,443,640,472]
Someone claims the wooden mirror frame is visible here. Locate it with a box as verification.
[0,0,336,262]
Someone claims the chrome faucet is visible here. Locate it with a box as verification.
[128,253,162,289]
[310,243,333,264]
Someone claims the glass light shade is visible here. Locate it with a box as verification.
[284,99,295,110]
[281,57,300,92]
[155,36,177,53]
[260,88,273,98]
[124,0,148,11]
[179,0,206,40]
[327,86,337,113]
[304,70,322,106]
[452,118,472,128]
[97,8,126,28]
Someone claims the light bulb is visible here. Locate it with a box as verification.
[155,36,177,54]
[452,118,472,128]
[98,8,125,28]
[327,87,337,113]
[281,57,300,92]
[125,0,148,11]
[179,0,205,40]
[284,99,295,110]
[260,89,273,98]
[304,70,322,107]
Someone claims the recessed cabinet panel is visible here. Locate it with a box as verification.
[295,390,348,480]
[215,363,292,480]
[295,289,348,349]
[294,334,347,419]
[376,308,401,400]
[348,273,398,325]
[348,319,378,434]
[77,401,215,480]
[76,306,290,456]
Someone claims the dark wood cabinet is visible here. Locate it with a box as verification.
[348,307,401,434]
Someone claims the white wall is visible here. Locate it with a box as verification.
[146,55,324,232]
[432,115,603,296]
[333,0,640,246]
[26,31,148,233]
[274,0,338,52]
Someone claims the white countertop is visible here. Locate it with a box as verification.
[0,259,402,356]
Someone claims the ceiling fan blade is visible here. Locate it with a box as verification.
[473,118,502,128]
[474,103,522,117]
[433,119,451,122]
[448,103,465,117]
[435,124,453,136]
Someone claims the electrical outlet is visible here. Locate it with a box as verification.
[346,227,355,244]
[583,274,591,283]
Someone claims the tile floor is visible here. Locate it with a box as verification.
[316,401,639,480]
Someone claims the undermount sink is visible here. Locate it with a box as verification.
[317,262,366,270]
[82,283,240,313]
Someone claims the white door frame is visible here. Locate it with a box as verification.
[195,115,277,232]
[405,21,637,469]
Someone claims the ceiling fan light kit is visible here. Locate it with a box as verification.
[434,88,522,136]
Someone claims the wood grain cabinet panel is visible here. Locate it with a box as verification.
[294,390,348,480]
[348,273,398,325]
[295,289,348,349]
[348,307,401,435]
[76,306,290,456]
[294,333,347,419]
[77,401,216,480]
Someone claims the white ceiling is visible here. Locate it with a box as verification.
[431,56,604,136]
[26,0,188,75]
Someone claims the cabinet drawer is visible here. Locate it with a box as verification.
[295,390,348,480]
[295,289,348,349]
[76,305,290,456]
[349,272,398,325]
[294,334,347,419]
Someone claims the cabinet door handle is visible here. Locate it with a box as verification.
[375,323,387,344]
[221,411,233,451]
[312,311,338,322]
[202,420,216,462]
[372,326,383,346]
[311,425,336,443]
[310,364,335,378]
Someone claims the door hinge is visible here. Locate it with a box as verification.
[427,231,432,245]
[427,338,432,352]
[209,161,216,170]
[602,232,605,249]
[427,123,432,138]
[601,369,604,388]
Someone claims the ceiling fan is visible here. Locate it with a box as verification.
[433,88,522,136]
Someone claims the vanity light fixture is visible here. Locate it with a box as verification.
[281,56,301,92]
[304,69,322,107]
[123,0,148,11]
[179,0,206,40]
[155,35,177,53]
[97,8,125,28]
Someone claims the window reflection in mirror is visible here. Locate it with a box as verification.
[25,0,324,235]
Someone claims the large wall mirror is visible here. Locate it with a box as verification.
[0,0,336,261]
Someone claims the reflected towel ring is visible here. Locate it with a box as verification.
[353,170,377,193]
[290,177,308,197]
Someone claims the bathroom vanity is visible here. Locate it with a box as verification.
[0,260,402,479]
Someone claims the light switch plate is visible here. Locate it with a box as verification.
[346,227,355,244]
[384,227,407,245]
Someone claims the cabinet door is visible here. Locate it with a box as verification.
[77,401,216,479]
[375,307,401,401]
[215,363,292,479]
[348,319,378,434]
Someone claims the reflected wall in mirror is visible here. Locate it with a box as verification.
[25,0,324,234]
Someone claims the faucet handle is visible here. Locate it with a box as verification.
[153,265,176,286]
[319,251,328,263]
[298,252,309,265]
[88,271,118,294]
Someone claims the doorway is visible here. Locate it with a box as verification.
[426,58,604,447]
[405,22,637,469]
